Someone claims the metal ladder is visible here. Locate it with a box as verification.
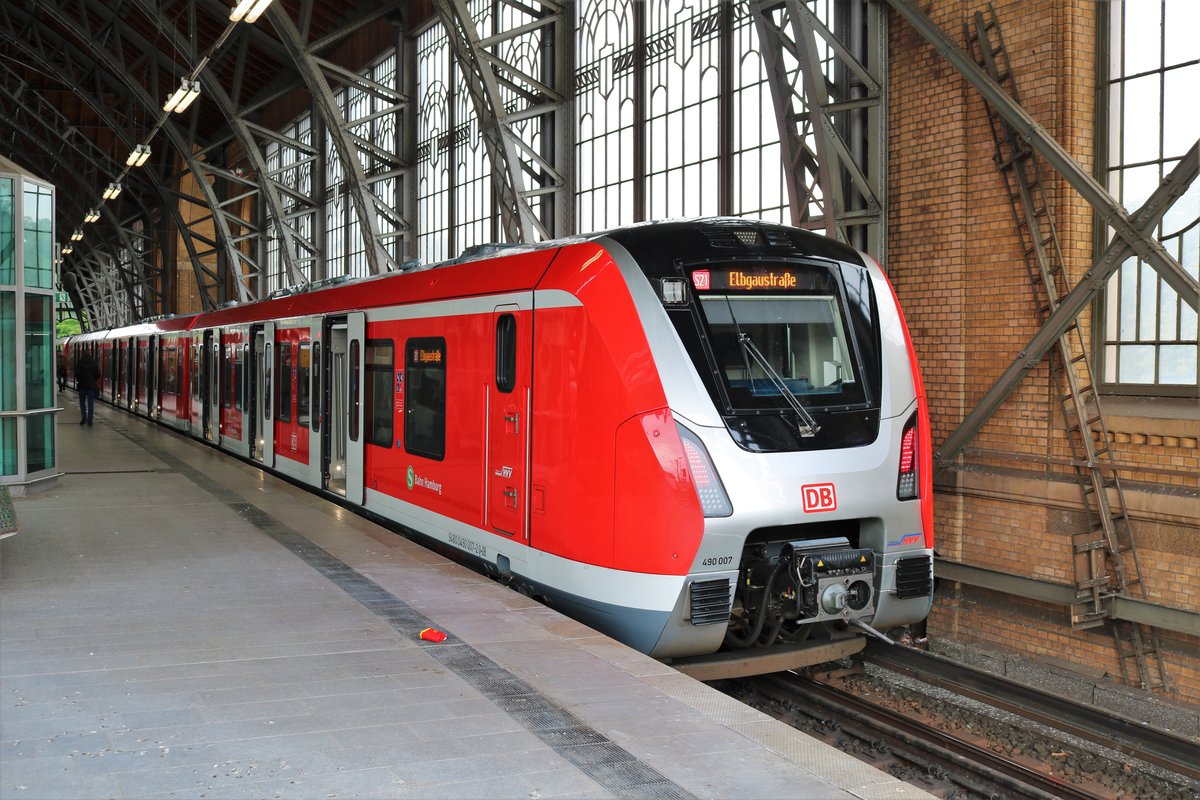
[965,4,1168,690]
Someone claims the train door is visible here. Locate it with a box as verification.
[325,321,347,495]
[253,323,275,466]
[326,313,364,503]
[487,306,530,539]
[207,332,221,443]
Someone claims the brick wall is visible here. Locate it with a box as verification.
[889,0,1200,700]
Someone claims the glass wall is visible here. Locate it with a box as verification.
[0,168,58,490]
[1103,0,1199,391]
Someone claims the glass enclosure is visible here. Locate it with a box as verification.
[0,165,59,493]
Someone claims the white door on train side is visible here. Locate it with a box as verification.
[207,333,221,443]
[257,323,275,467]
[346,312,366,506]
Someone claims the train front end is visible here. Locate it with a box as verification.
[602,220,934,660]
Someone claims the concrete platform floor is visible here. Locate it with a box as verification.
[1,401,933,799]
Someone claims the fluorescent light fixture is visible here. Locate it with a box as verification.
[62,245,73,255]
[102,182,122,200]
[84,209,100,223]
[230,0,273,22]
[245,0,274,23]
[126,144,151,167]
[70,229,83,242]
[163,79,200,113]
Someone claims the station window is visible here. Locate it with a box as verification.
[496,314,516,393]
[297,341,311,427]
[404,337,446,461]
[365,340,394,447]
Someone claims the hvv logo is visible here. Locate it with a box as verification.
[802,483,837,513]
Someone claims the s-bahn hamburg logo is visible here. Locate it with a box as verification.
[802,483,837,513]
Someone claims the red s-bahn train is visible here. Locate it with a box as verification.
[61,219,933,665]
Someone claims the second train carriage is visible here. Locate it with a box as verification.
[60,219,935,663]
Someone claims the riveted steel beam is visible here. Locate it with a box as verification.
[751,0,886,257]
[884,0,1198,310]
[264,3,406,274]
[0,2,221,316]
[938,141,1200,464]
[431,0,571,243]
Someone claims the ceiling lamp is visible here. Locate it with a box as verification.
[230,0,274,23]
[84,209,100,223]
[163,79,201,114]
[62,245,73,255]
[102,182,122,200]
[126,144,152,167]
[70,229,83,242]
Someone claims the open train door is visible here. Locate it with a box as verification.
[487,305,531,540]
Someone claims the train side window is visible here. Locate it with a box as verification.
[297,342,311,427]
[364,340,394,447]
[404,337,446,461]
[311,341,321,433]
[222,344,232,409]
[234,344,245,411]
[349,340,360,441]
[264,343,272,420]
[496,313,516,393]
[277,342,292,422]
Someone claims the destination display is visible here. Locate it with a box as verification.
[690,267,810,292]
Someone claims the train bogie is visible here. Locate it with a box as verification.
[59,219,934,668]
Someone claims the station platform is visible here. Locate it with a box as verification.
[1,401,933,800]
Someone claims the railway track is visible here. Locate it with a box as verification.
[861,642,1200,782]
[748,671,1101,799]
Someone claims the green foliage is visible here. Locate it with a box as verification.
[56,318,81,338]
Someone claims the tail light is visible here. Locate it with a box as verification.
[676,424,733,517]
[897,413,919,500]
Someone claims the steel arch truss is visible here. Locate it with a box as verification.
[266,4,411,274]
[432,0,572,243]
[0,0,231,315]
[0,55,162,324]
[751,0,886,257]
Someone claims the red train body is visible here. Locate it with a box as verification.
[61,220,934,661]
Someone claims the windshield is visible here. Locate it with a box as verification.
[700,295,863,410]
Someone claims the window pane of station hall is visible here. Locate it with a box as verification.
[1104,0,1199,388]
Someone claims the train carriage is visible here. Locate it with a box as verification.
[59,219,934,666]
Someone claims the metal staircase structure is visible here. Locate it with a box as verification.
[964,5,1167,690]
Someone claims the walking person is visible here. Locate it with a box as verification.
[57,356,68,392]
[75,353,100,426]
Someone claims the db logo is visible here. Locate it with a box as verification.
[802,483,837,513]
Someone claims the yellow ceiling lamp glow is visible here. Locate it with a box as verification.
[126,144,152,167]
[163,79,201,114]
[70,229,83,242]
[230,0,274,24]
[84,209,100,223]
[102,182,122,200]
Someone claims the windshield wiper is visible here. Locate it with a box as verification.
[737,333,821,437]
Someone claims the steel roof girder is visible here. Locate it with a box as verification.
[433,0,564,243]
[265,3,397,274]
[884,0,1198,311]
[937,141,1200,465]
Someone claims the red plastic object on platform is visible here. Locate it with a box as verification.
[419,627,447,642]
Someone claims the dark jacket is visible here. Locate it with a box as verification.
[76,356,101,392]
